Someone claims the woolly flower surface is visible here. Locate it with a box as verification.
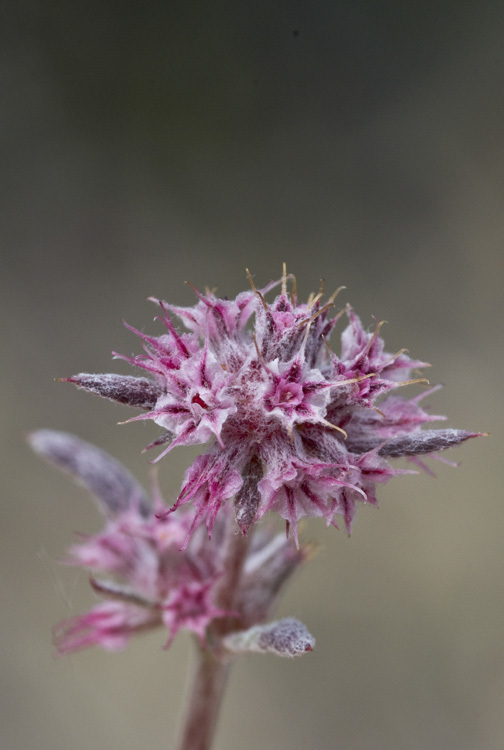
[66,269,480,544]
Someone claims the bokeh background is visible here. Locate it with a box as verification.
[2,2,503,748]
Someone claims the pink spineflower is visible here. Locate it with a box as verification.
[64,268,481,544]
[29,430,304,654]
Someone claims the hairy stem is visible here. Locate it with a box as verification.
[176,511,253,750]
[177,647,231,750]
[213,509,254,625]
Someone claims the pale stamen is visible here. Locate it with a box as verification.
[331,372,377,387]
[357,319,387,361]
[297,299,335,329]
[307,280,326,310]
[395,378,430,388]
[281,262,287,296]
[298,289,347,329]
[327,286,346,305]
[319,418,348,439]
[289,273,298,304]
[382,348,408,367]
[308,291,324,310]
[246,268,268,311]
[331,302,351,326]
[251,332,267,365]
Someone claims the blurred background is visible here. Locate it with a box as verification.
[2,1,503,748]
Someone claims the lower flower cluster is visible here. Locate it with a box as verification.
[30,430,305,654]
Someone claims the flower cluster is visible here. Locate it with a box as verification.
[29,430,304,653]
[65,269,479,544]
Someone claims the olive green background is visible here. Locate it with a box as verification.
[2,2,502,748]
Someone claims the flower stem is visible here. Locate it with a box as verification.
[177,647,231,750]
[176,511,253,750]
[213,509,254,622]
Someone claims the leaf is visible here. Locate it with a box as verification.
[222,617,315,658]
[62,373,160,409]
[28,430,150,517]
[377,428,484,458]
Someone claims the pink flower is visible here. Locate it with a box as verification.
[29,430,303,654]
[52,601,160,654]
[64,269,481,543]
[28,431,230,652]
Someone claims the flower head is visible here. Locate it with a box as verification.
[65,268,481,544]
[29,430,303,654]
